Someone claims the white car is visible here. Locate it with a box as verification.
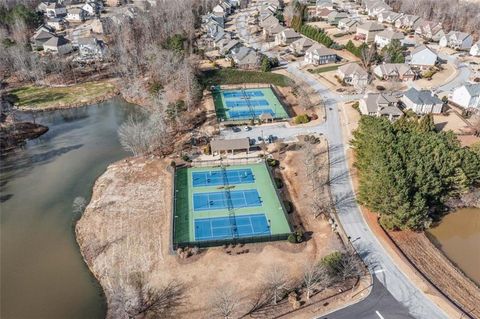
[243,126,250,131]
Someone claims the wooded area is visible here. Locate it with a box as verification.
[352,115,480,230]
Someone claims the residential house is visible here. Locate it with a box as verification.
[275,28,301,46]
[401,87,443,114]
[337,63,369,88]
[409,45,438,70]
[289,37,314,55]
[415,21,444,41]
[374,30,404,49]
[316,0,334,10]
[317,8,333,20]
[46,3,67,18]
[263,24,285,42]
[66,8,86,22]
[213,31,229,48]
[230,46,259,69]
[359,93,403,121]
[367,2,391,17]
[259,14,279,29]
[355,22,384,42]
[395,14,421,30]
[204,14,225,38]
[82,2,98,16]
[305,6,318,20]
[377,11,402,24]
[327,11,348,25]
[46,18,66,31]
[470,42,480,57]
[212,4,226,17]
[77,37,106,59]
[30,27,55,49]
[439,31,473,51]
[373,63,416,81]
[305,44,337,65]
[36,2,49,13]
[43,36,73,54]
[220,39,241,55]
[450,84,480,109]
[337,18,358,33]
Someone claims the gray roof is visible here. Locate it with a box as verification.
[374,63,413,77]
[357,21,384,32]
[281,28,300,39]
[464,84,480,97]
[376,30,404,41]
[32,30,54,41]
[338,63,368,77]
[403,87,442,105]
[306,43,337,56]
[446,31,471,42]
[210,138,249,153]
[43,36,69,47]
[411,44,437,56]
[363,93,402,115]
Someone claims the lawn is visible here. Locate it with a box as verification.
[200,68,294,87]
[9,80,118,110]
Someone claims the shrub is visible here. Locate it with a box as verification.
[274,177,284,188]
[170,161,176,167]
[352,101,360,110]
[181,154,190,162]
[267,158,278,167]
[321,251,343,274]
[203,144,211,155]
[283,200,293,213]
[294,114,310,124]
[288,233,297,243]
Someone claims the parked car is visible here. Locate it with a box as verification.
[258,136,263,141]
[243,126,250,131]
[249,138,256,146]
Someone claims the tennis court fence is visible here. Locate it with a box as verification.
[190,156,264,168]
[172,233,291,249]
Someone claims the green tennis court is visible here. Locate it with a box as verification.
[212,87,289,121]
[173,163,291,246]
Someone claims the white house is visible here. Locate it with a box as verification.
[450,84,480,109]
[359,93,403,121]
[289,37,314,55]
[43,36,73,55]
[415,21,444,42]
[212,4,226,17]
[275,28,301,46]
[470,42,480,57]
[401,87,443,114]
[374,30,404,49]
[409,45,438,70]
[439,31,474,51]
[395,14,421,30]
[337,18,358,33]
[377,11,402,24]
[46,3,66,18]
[66,8,86,22]
[304,44,337,65]
[82,2,97,16]
[77,37,107,60]
[46,18,65,31]
[355,22,384,42]
[337,63,369,89]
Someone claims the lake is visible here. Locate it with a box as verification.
[0,99,138,319]
[427,207,480,285]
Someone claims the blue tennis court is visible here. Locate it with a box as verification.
[223,90,265,98]
[194,213,271,240]
[228,109,275,118]
[225,99,269,108]
[193,189,262,211]
[192,168,254,187]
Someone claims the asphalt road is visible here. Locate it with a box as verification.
[320,277,415,319]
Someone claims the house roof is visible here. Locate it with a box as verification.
[446,31,471,42]
[306,43,336,56]
[77,37,98,46]
[403,87,442,105]
[268,24,285,34]
[47,2,65,9]
[211,138,250,153]
[281,29,300,39]
[411,44,437,56]
[260,15,279,28]
[376,30,404,41]
[43,36,70,47]
[328,11,348,19]
[463,84,480,97]
[374,63,412,76]
[68,8,84,14]
[339,18,358,27]
[357,21,384,32]
[32,29,54,41]
[222,39,240,53]
[291,37,314,49]
[338,63,368,77]
[317,8,333,17]
[362,93,401,115]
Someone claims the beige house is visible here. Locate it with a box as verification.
[210,138,250,155]
[263,24,285,42]
[43,36,73,54]
[275,28,301,46]
[359,93,403,121]
[337,63,369,88]
[289,37,314,55]
[355,22,384,42]
[373,63,416,81]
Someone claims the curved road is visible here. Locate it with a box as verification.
[221,63,449,319]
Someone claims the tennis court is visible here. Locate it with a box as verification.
[173,163,292,246]
[194,213,270,241]
[212,87,289,121]
[192,168,254,187]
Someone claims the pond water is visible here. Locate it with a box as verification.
[427,207,480,285]
[0,99,138,319]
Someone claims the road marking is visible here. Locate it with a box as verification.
[373,268,385,274]
[376,310,385,319]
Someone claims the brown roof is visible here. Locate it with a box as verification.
[210,138,250,153]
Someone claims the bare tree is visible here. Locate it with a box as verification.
[209,285,239,319]
[262,265,289,305]
[303,262,332,300]
[338,253,363,282]
[359,44,377,75]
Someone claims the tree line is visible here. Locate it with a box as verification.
[352,115,480,230]
[300,25,335,48]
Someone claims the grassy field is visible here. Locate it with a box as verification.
[201,69,294,87]
[9,80,118,110]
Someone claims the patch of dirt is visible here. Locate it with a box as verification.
[76,148,367,318]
